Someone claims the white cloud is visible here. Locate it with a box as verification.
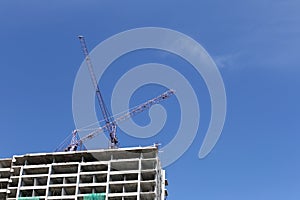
[212,53,241,69]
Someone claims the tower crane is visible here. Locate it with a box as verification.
[57,36,175,152]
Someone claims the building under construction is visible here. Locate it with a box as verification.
[0,36,172,200]
[0,146,168,200]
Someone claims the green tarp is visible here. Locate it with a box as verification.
[18,198,40,200]
[84,193,106,200]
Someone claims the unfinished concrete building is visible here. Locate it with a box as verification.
[0,146,168,200]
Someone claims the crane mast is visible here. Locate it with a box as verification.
[78,35,118,148]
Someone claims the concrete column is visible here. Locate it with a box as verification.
[137,157,142,200]
[45,164,52,198]
[15,166,23,198]
[75,163,81,199]
[105,161,111,200]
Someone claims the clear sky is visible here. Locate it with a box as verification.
[1,1,300,199]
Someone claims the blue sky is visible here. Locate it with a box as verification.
[1,1,300,199]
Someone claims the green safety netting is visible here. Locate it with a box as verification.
[84,193,106,200]
[18,198,40,200]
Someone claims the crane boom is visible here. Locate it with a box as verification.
[78,35,117,147]
[69,89,175,149]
